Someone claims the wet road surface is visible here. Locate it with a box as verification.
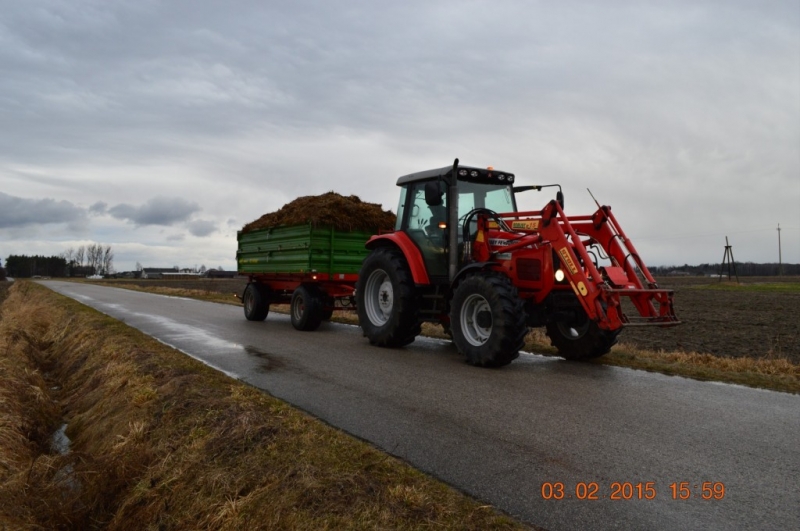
[42,281,800,531]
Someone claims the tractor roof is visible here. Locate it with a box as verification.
[396,165,515,186]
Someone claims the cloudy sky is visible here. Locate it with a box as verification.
[1,0,798,272]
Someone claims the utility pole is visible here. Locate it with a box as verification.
[719,236,739,282]
[777,223,782,276]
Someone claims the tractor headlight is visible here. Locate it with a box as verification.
[507,175,514,183]
[555,269,565,282]
[498,174,506,181]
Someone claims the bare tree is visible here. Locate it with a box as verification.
[135,261,143,272]
[75,246,86,267]
[102,245,114,275]
[62,247,75,267]
[86,243,101,274]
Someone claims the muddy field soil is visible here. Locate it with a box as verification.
[103,276,800,364]
[622,276,800,363]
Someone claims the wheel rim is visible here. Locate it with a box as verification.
[292,293,305,321]
[364,268,393,326]
[557,320,590,340]
[460,293,492,346]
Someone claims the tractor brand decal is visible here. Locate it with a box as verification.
[487,221,499,229]
[558,247,579,275]
[510,220,540,231]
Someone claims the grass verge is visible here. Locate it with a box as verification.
[0,281,528,530]
[519,331,800,394]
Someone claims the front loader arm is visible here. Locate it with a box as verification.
[495,200,679,331]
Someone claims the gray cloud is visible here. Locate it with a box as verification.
[0,192,86,229]
[187,219,216,237]
[108,196,201,226]
[89,201,107,214]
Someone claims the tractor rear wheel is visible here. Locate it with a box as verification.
[243,283,269,321]
[450,273,528,367]
[545,314,619,360]
[290,285,325,331]
[357,247,421,347]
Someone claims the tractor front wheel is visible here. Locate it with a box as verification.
[290,285,325,331]
[450,273,528,367]
[545,316,619,360]
[357,247,421,347]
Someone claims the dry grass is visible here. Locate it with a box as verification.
[518,330,800,394]
[0,281,528,530]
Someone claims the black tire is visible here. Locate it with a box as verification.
[450,273,528,367]
[243,283,269,321]
[545,313,619,360]
[357,247,421,347]
[290,285,324,331]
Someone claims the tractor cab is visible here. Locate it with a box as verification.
[394,163,518,281]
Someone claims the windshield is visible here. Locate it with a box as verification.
[457,181,516,215]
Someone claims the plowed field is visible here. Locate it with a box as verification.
[621,276,800,363]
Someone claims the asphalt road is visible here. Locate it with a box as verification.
[42,281,799,531]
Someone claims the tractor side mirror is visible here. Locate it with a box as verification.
[557,190,565,209]
[425,180,445,206]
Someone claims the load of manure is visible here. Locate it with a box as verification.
[241,191,396,233]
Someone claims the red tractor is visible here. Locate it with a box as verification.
[356,159,679,367]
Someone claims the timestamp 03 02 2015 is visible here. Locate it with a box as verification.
[540,481,726,501]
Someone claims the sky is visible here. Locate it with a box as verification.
[1,0,798,273]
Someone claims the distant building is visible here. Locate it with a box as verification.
[205,269,237,279]
[141,267,179,279]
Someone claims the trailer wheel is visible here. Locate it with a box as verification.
[357,247,421,347]
[243,283,269,321]
[450,273,527,367]
[290,285,325,331]
[545,316,619,360]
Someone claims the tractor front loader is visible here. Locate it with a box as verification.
[357,159,680,367]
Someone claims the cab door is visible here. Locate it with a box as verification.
[404,182,449,279]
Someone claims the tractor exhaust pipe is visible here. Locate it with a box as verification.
[449,158,460,282]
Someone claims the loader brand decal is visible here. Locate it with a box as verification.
[569,281,589,297]
[558,247,579,275]
[576,281,588,296]
[510,220,540,231]
[489,238,515,247]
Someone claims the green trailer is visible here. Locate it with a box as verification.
[236,224,375,331]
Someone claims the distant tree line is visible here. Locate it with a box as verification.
[5,255,68,278]
[5,244,115,278]
[650,262,800,276]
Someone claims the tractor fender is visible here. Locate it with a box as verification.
[450,262,499,288]
[365,232,430,285]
